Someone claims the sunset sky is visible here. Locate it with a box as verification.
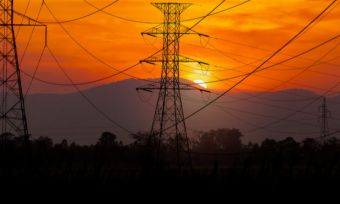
[14,0,340,94]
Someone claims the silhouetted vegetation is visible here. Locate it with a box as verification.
[1,128,340,195]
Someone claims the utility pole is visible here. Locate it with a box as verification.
[137,2,209,170]
[0,0,47,138]
[319,97,331,141]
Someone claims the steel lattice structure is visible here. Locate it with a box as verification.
[0,0,46,137]
[319,97,331,140]
[138,2,209,169]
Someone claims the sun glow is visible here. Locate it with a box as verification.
[194,79,208,89]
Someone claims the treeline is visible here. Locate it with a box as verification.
[1,128,340,194]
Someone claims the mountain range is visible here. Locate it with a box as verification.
[25,79,340,145]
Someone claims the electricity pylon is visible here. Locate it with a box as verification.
[137,2,209,169]
[319,97,331,141]
[0,0,46,138]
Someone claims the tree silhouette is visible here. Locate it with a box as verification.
[193,128,243,153]
[96,131,121,147]
[1,128,340,195]
[34,136,53,149]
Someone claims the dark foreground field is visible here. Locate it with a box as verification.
[1,130,340,198]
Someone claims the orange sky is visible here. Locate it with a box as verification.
[14,0,340,94]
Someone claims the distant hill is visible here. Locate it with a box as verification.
[25,79,340,145]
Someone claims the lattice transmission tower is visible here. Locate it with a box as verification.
[137,2,209,169]
[0,0,46,137]
[319,97,331,140]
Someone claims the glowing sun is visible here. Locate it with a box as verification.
[194,79,208,89]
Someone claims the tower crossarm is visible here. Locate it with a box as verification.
[141,24,208,37]
[136,81,210,93]
[12,10,47,27]
[1,10,49,46]
[140,55,209,65]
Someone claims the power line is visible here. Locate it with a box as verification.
[19,0,340,93]
[38,0,236,137]
[182,45,340,135]
[43,0,248,85]
[168,0,338,132]
[43,0,235,87]
[24,45,46,97]
[180,72,339,137]
[202,34,340,85]
[297,0,339,39]
[22,0,234,87]
[182,40,340,93]
[26,1,338,89]
[38,0,340,86]
[208,41,340,104]
[15,1,47,97]
[26,0,337,92]
[250,41,340,96]
[185,39,340,74]
[82,0,251,24]
[210,36,340,68]
[22,0,338,115]
[19,33,340,97]
[328,129,340,137]
[19,1,44,65]
[181,41,340,104]
[82,0,159,24]
[204,0,339,67]
[16,0,31,37]
[45,46,135,135]
[170,34,340,96]
[180,63,324,104]
[183,71,340,125]
[182,94,320,129]
[183,0,250,22]
[245,83,340,134]
[20,62,141,86]
[214,70,340,133]
[215,106,321,136]
[43,1,148,82]
[40,0,120,24]
[40,0,232,142]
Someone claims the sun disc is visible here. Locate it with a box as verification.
[194,79,207,89]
